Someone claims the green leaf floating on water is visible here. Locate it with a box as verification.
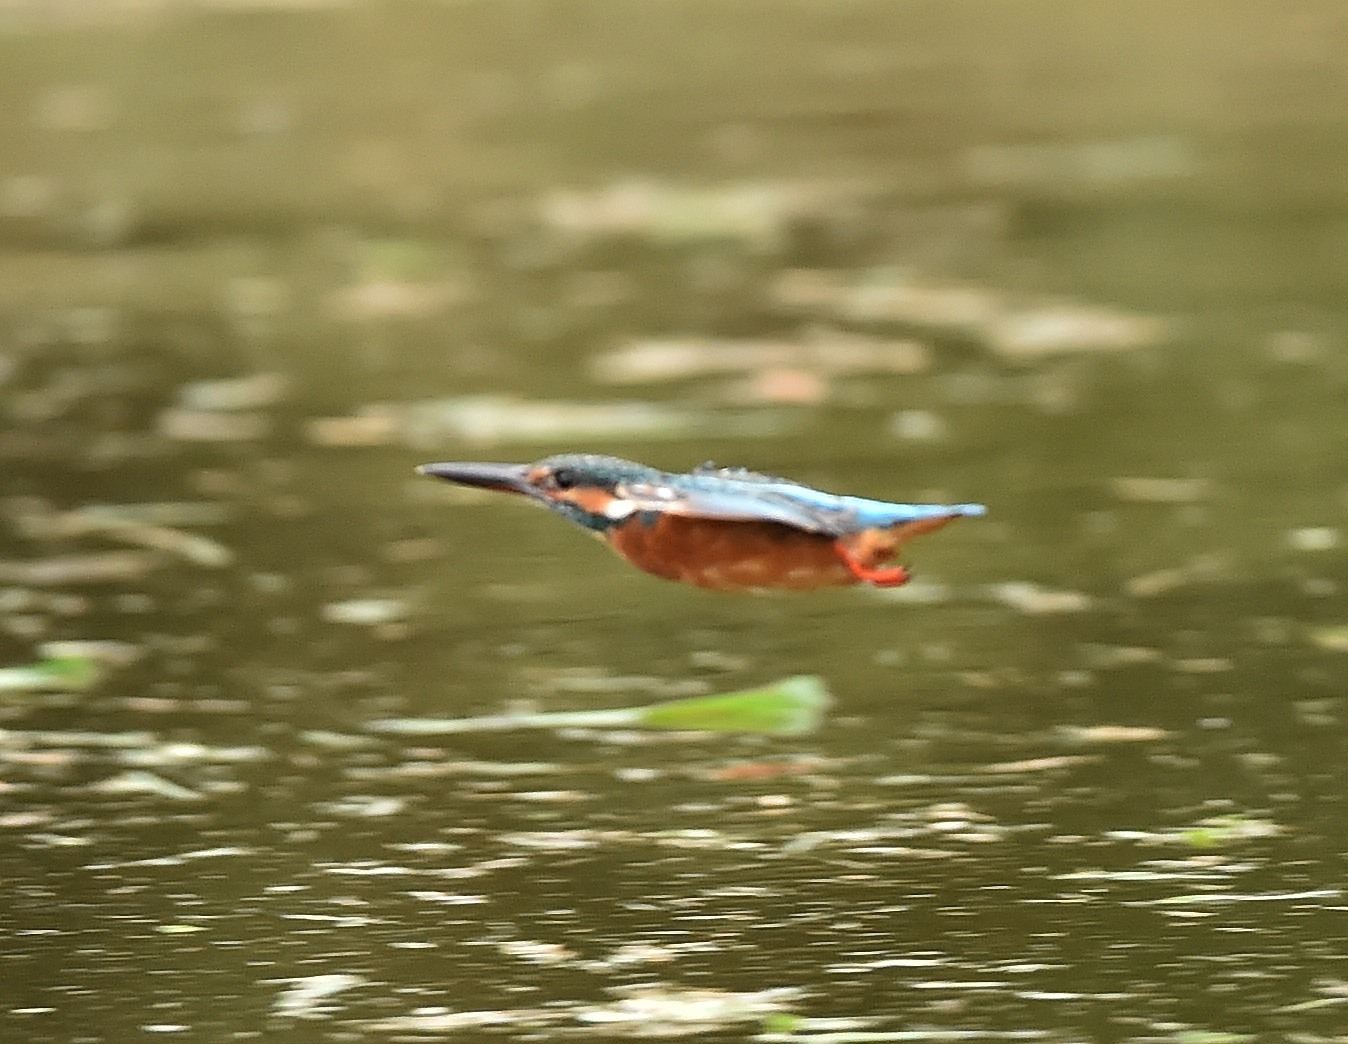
[38,654,103,690]
[0,653,104,693]
[368,675,831,737]
[636,677,830,734]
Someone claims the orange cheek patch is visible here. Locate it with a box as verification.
[560,487,616,516]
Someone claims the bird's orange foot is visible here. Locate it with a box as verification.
[835,544,911,587]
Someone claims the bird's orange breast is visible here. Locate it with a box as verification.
[606,515,867,591]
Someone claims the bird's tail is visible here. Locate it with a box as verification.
[883,503,985,545]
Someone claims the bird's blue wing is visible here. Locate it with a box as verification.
[617,471,985,536]
[616,478,832,532]
[831,494,987,533]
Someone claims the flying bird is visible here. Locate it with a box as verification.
[418,453,985,592]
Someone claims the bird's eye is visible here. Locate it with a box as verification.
[550,468,578,490]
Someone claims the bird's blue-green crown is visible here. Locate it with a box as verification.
[535,453,662,491]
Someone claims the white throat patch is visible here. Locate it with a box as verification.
[603,498,638,520]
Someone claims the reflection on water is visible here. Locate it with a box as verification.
[2,2,1348,1041]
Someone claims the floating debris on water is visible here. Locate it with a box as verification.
[985,302,1170,364]
[890,408,949,442]
[841,270,999,330]
[9,500,232,568]
[155,368,288,441]
[71,502,231,527]
[1148,887,1333,906]
[1106,814,1282,849]
[1264,328,1329,365]
[1171,657,1233,674]
[367,1006,551,1033]
[770,267,1170,363]
[1178,814,1282,848]
[405,891,487,906]
[1058,724,1169,744]
[591,332,929,385]
[77,521,231,568]
[321,598,411,627]
[1110,477,1216,504]
[154,923,206,935]
[0,727,155,750]
[499,829,608,851]
[0,645,107,693]
[1308,625,1348,653]
[178,373,288,413]
[118,741,266,768]
[298,730,375,750]
[305,409,400,448]
[315,795,407,818]
[0,550,158,586]
[332,279,466,321]
[78,848,246,874]
[1276,983,1348,1014]
[351,759,562,780]
[539,177,852,250]
[497,939,575,966]
[576,985,801,1030]
[368,675,831,737]
[273,974,366,1019]
[780,807,1001,854]
[158,408,270,443]
[982,755,1098,774]
[1124,567,1194,598]
[91,770,200,801]
[588,941,686,970]
[308,395,800,449]
[1124,554,1232,598]
[990,581,1092,615]
[1286,526,1341,552]
[402,395,790,447]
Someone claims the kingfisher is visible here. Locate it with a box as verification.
[417,454,985,592]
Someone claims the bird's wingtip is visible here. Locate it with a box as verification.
[958,503,988,517]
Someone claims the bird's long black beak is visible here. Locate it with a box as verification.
[416,461,534,495]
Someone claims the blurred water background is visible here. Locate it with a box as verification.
[2,1,1348,1040]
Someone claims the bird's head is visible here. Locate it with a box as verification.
[417,453,662,532]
